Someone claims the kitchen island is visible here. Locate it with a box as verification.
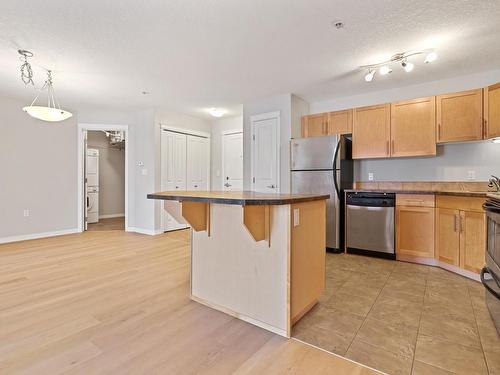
[147,191,329,337]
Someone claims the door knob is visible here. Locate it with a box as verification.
[224,183,231,187]
[267,184,276,189]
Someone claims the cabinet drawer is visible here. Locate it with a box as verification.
[436,196,486,212]
[396,194,435,207]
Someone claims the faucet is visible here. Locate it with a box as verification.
[489,175,500,191]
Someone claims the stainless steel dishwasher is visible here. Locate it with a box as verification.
[346,192,395,259]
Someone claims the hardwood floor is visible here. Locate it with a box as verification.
[0,230,376,375]
[86,217,125,231]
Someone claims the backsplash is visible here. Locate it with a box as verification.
[354,181,493,192]
[354,141,500,182]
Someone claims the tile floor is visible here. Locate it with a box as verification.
[293,253,500,375]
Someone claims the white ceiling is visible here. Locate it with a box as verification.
[1,0,499,119]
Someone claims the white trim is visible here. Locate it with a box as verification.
[250,111,281,193]
[126,227,163,236]
[77,123,129,233]
[160,124,211,139]
[99,213,125,219]
[0,228,79,245]
[221,130,243,190]
[191,295,288,337]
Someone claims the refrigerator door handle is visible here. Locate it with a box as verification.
[332,139,341,198]
[481,266,500,300]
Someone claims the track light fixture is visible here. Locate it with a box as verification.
[361,50,437,82]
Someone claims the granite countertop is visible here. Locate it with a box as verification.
[344,189,493,198]
[147,191,330,205]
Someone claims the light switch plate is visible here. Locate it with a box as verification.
[293,208,299,227]
[368,172,374,181]
[141,168,148,176]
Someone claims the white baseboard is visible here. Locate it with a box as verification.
[99,213,125,219]
[126,227,163,236]
[0,228,80,245]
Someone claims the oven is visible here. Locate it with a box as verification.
[483,198,500,334]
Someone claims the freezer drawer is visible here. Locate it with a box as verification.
[291,170,338,249]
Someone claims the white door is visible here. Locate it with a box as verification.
[251,113,279,193]
[186,135,209,191]
[161,130,188,231]
[222,132,243,191]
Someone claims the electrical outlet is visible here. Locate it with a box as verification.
[368,172,374,181]
[467,170,476,180]
[23,209,30,217]
[293,208,300,227]
[141,168,148,176]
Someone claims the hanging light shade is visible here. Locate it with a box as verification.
[23,70,72,122]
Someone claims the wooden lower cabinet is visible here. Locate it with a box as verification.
[435,208,460,266]
[396,206,435,258]
[460,210,486,273]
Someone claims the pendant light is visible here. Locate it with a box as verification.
[23,70,72,122]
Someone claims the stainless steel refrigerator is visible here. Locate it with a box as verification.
[291,135,353,251]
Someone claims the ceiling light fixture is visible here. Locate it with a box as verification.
[402,59,414,72]
[208,108,226,118]
[23,70,73,122]
[379,66,392,75]
[425,51,438,63]
[364,69,375,82]
[18,49,35,86]
[361,49,437,82]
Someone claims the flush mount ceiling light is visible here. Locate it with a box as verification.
[208,108,226,118]
[22,70,73,122]
[361,50,437,82]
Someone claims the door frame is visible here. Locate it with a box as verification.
[77,123,129,232]
[221,129,243,190]
[250,111,281,193]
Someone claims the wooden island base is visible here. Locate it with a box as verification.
[148,191,328,337]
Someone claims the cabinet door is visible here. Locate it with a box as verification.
[328,109,352,135]
[459,211,486,273]
[186,135,209,190]
[437,89,483,143]
[396,206,435,258]
[484,83,500,139]
[391,97,436,157]
[352,104,391,159]
[435,208,460,266]
[301,114,328,138]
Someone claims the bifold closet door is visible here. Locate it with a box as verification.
[186,135,209,190]
[161,131,188,231]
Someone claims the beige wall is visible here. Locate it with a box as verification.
[87,131,125,217]
[0,96,78,241]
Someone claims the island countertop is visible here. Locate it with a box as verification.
[147,191,329,205]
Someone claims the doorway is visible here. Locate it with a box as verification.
[221,131,243,191]
[250,111,280,193]
[77,124,129,232]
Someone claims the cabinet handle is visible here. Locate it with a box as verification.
[454,215,459,232]
[484,119,488,137]
[391,139,395,154]
[386,141,389,155]
[438,124,441,140]
[460,215,464,233]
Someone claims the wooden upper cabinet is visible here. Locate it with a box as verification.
[459,211,486,274]
[435,208,460,266]
[352,104,391,159]
[391,97,436,157]
[437,89,483,143]
[301,113,328,138]
[484,83,500,139]
[328,109,352,135]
